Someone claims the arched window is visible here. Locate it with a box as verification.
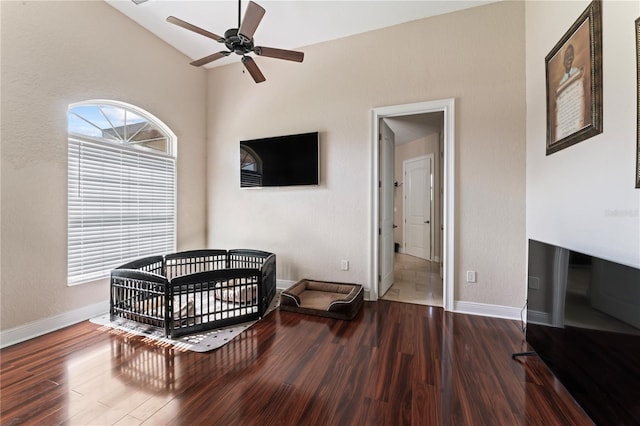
[67,100,176,285]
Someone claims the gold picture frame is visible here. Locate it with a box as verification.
[545,0,603,155]
[636,16,640,188]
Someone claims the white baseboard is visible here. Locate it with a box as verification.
[364,289,372,301]
[276,279,296,291]
[0,300,109,349]
[1,281,295,349]
[453,300,522,321]
[527,309,550,325]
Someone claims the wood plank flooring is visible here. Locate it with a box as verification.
[0,300,593,425]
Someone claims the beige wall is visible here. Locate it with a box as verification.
[3,0,634,335]
[0,1,207,331]
[206,1,526,307]
[526,0,640,267]
[0,0,529,337]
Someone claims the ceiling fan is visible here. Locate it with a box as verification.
[166,0,304,83]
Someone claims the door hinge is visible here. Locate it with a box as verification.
[378,228,381,235]
[378,275,382,282]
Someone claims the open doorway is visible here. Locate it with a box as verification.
[370,99,455,311]
[383,114,442,307]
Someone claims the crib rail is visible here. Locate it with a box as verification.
[260,254,276,316]
[169,268,261,337]
[109,249,276,338]
[228,250,276,317]
[114,256,164,275]
[228,249,271,268]
[165,250,227,280]
[110,269,170,335]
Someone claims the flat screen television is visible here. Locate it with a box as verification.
[240,131,319,188]
[524,239,640,425]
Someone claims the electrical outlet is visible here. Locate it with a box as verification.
[341,260,349,271]
[466,270,476,283]
[528,276,540,290]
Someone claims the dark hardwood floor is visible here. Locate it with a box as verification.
[0,300,592,425]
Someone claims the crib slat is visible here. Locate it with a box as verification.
[110,250,275,338]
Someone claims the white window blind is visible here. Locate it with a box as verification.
[67,138,175,285]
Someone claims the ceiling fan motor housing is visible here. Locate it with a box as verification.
[224,28,254,55]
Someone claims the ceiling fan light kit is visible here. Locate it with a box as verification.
[167,0,304,83]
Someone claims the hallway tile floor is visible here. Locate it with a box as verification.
[381,253,443,307]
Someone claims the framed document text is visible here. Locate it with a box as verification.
[545,0,602,155]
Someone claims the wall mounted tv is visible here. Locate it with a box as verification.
[240,131,319,188]
[523,239,640,425]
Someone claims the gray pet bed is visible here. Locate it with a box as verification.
[279,279,364,320]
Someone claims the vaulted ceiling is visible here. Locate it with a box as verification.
[106,0,490,143]
[105,0,497,68]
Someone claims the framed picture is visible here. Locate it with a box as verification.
[545,0,603,155]
[636,17,640,188]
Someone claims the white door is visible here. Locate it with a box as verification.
[403,155,432,260]
[379,120,395,297]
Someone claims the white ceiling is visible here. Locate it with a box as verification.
[105,0,496,68]
[106,0,483,143]
[384,112,443,145]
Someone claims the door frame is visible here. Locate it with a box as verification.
[370,98,455,312]
[378,119,395,297]
[402,154,434,261]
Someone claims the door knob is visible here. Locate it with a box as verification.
[424,220,430,224]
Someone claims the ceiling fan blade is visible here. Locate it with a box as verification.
[166,16,225,43]
[238,1,266,43]
[241,56,266,83]
[254,46,304,63]
[190,51,231,67]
